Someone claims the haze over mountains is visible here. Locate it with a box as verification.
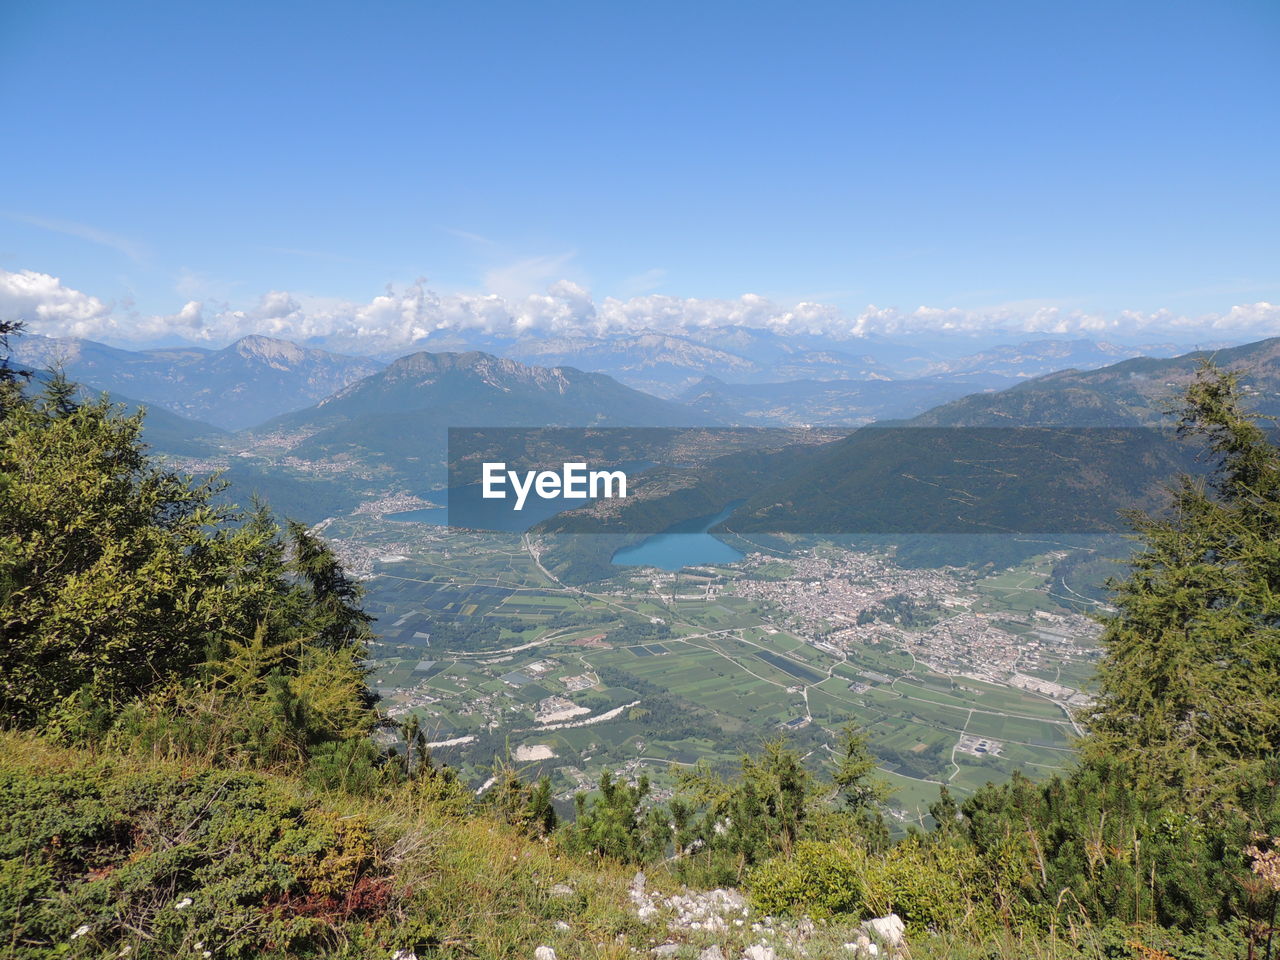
[348,325,1201,398]
[11,320,1279,532]
[257,350,706,483]
[11,327,1216,433]
[678,374,1015,426]
[905,336,1280,427]
[12,334,382,430]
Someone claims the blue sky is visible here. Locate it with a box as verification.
[1,0,1277,346]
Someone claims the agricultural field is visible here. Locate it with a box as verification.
[343,518,1102,826]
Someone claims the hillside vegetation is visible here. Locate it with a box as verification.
[2,318,1280,960]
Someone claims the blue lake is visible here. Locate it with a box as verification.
[610,501,745,571]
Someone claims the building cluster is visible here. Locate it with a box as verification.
[732,550,966,630]
[353,491,439,516]
[732,549,1100,693]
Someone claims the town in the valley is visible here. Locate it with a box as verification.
[316,507,1106,824]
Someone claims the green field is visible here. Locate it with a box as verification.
[338,519,1100,824]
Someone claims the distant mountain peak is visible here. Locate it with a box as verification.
[227,335,317,369]
[13,333,384,430]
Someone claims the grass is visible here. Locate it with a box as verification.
[0,732,1244,960]
[0,731,646,960]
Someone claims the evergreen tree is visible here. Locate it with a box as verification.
[832,725,892,815]
[564,770,668,862]
[1084,362,1280,804]
[487,759,560,839]
[0,351,377,769]
[674,739,816,883]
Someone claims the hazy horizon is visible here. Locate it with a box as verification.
[3,0,1277,351]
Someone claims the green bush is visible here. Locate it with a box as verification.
[863,837,998,935]
[0,762,422,959]
[748,839,865,918]
[749,836,999,935]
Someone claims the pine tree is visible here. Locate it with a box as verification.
[832,725,891,814]
[0,337,378,766]
[1084,361,1280,804]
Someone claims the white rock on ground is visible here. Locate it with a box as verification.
[665,888,748,933]
[534,948,557,960]
[700,947,727,960]
[862,914,906,948]
[742,946,776,960]
[843,933,879,958]
[630,871,661,921]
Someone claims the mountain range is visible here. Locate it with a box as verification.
[723,337,1280,537]
[905,336,1280,427]
[462,328,1199,396]
[12,327,1276,527]
[520,337,1280,550]
[12,334,382,430]
[13,329,1214,432]
[499,328,894,395]
[251,350,709,495]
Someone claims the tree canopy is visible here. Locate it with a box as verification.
[0,368,375,769]
[1085,362,1280,804]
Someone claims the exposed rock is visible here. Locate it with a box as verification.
[550,883,575,897]
[629,870,660,920]
[663,888,748,932]
[629,876,758,941]
[700,947,727,960]
[861,914,905,948]
[534,948,557,960]
[652,946,682,958]
[742,946,776,960]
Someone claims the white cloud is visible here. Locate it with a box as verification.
[0,269,115,339]
[849,303,1117,337]
[2,267,1278,352]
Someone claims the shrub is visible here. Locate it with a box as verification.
[862,837,998,935]
[748,839,865,918]
[748,835,998,935]
[0,762,416,959]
